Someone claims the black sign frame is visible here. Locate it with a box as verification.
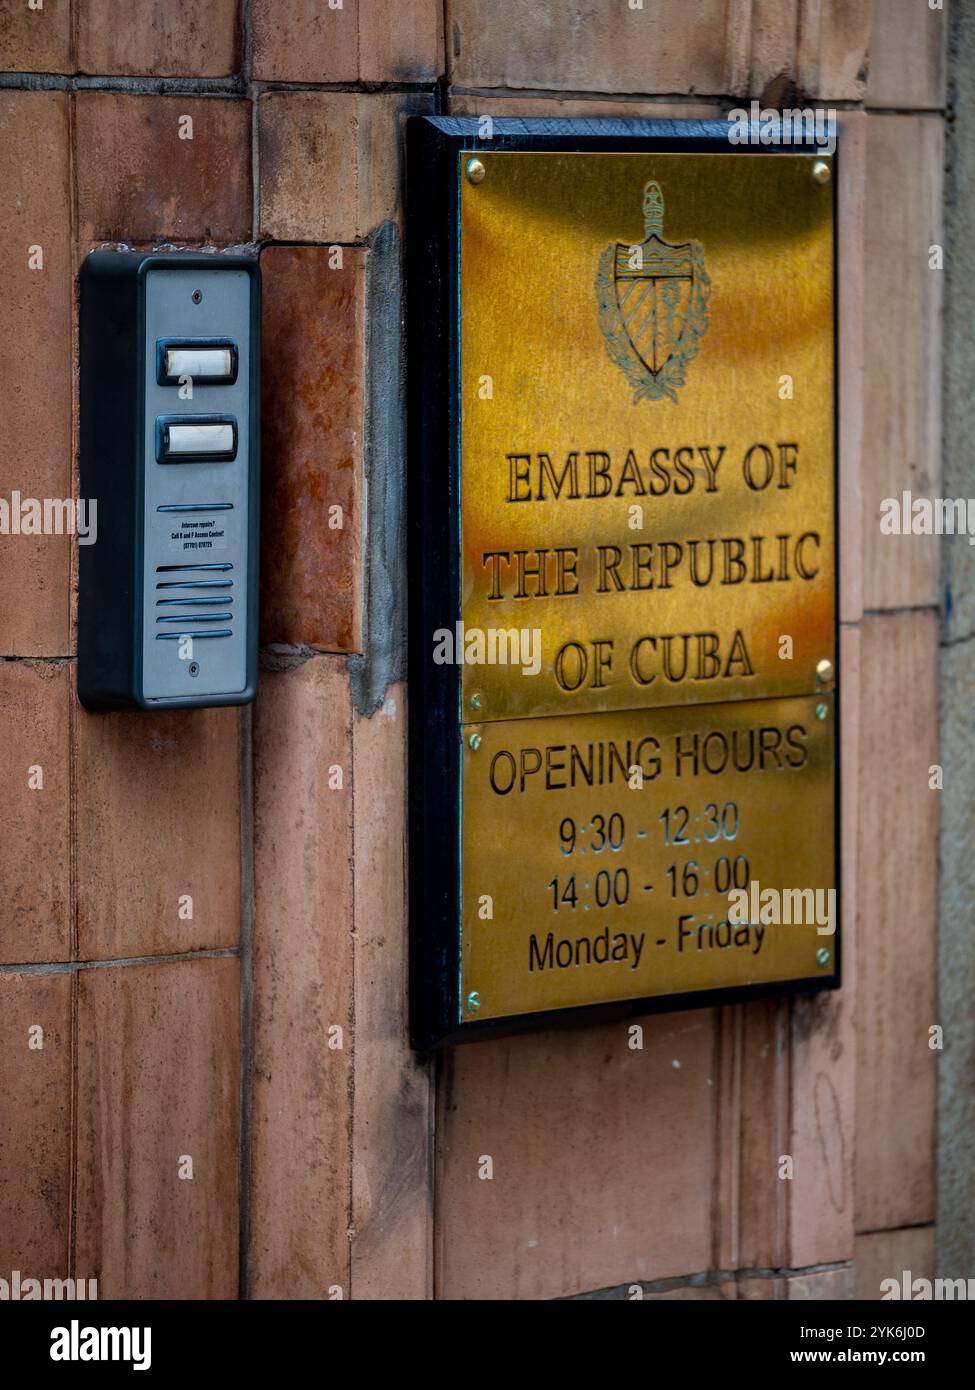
[406,115,841,1050]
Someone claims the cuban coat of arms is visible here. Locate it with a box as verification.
[596,180,711,403]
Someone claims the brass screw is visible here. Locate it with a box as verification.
[816,703,828,720]
[469,732,482,751]
[811,160,831,185]
[467,991,481,1012]
[816,657,834,684]
[470,692,483,709]
[466,157,486,185]
[816,948,831,967]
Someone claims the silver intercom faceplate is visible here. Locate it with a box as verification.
[143,268,251,701]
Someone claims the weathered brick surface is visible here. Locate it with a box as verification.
[796,0,871,101]
[0,0,71,72]
[856,613,938,1233]
[862,115,943,612]
[746,0,799,99]
[251,0,360,82]
[249,657,354,1298]
[783,623,859,1271]
[260,246,365,652]
[448,0,736,95]
[855,1226,935,1300]
[259,92,357,245]
[0,90,72,656]
[437,1012,717,1299]
[351,687,433,1299]
[0,661,71,964]
[75,958,240,1298]
[75,701,241,960]
[716,1000,788,1272]
[75,93,252,244]
[77,0,240,77]
[737,1269,852,1299]
[866,0,947,110]
[0,971,72,1276]
[252,0,441,84]
[787,1266,854,1300]
[448,0,871,100]
[359,0,442,82]
[447,0,867,101]
[258,90,434,244]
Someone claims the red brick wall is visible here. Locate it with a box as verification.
[0,0,943,1300]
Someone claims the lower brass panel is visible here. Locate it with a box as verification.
[461,694,835,1022]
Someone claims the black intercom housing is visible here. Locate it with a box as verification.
[78,251,260,711]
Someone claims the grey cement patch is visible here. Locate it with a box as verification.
[939,0,975,1281]
[350,220,408,716]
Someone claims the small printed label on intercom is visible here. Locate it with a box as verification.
[168,516,229,552]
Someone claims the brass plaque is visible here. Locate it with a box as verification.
[460,152,834,721]
[462,695,835,1021]
[406,121,838,1045]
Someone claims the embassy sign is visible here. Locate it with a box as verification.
[406,118,839,1048]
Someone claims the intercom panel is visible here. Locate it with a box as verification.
[78,252,260,711]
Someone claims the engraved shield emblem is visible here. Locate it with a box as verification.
[596,181,711,403]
